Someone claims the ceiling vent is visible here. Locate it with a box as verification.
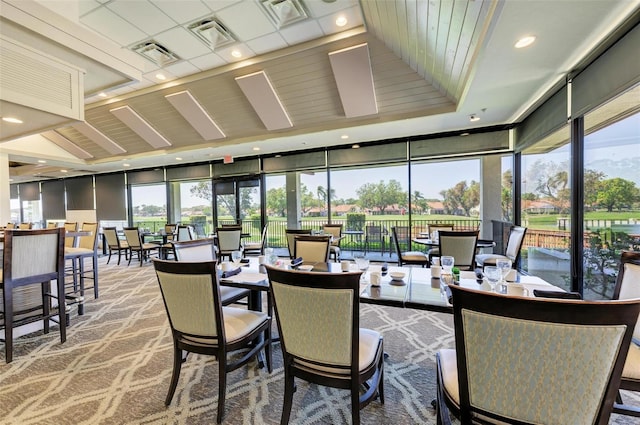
[132,41,179,67]
[260,0,309,29]
[188,18,236,50]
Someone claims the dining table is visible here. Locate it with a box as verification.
[412,237,496,250]
[218,258,565,314]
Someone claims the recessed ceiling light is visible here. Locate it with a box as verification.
[341,134,349,139]
[253,147,260,151]
[38,160,47,163]
[335,16,347,27]
[60,169,68,173]
[352,144,360,149]
[123,163,130,167]
[175,157,183,160]
[156,73,167,80]
[460,132,470,136]
[98,92,108,98]
[231,50,242,58]
[469,114,480,122]
[2,117,23,124]
[515,36,536,49]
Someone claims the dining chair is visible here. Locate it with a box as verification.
[391,226,429,267]
[63,222,78,248]
[611,250,640,417]
[285,229,312,259]
[1,228,66,363]
[436,284,640,425]
[172,238,250,306]
[5,223,16,229]
[265,266,384,425]
[424,224,454,262]
[436,230,479,270]
[46,222,58,229]
[18,222,33,229]
[102,226,129,265]
[153,259,272,424]
[476,226,527,269]
[123,227,160,266]
[216,226,242,261]
[364,225,385,255]
[242,225,267,257]
[175,225,194,241]
[322,223,343,262]
[293,234,331,263]
[64,222,99,315]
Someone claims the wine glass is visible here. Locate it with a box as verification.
[484,266,501,292]
[231,250,242,268]
[496,258,512,288]
[440,256,454,272]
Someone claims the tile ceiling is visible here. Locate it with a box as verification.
[1,0,638,182]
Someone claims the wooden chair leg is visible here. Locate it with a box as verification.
[217,356,227,424]
[165,345,183,406]
[281,371,295,425]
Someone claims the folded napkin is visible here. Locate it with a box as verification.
[221,267,242,278]
[291,257,303,267]
[533,289,582,300]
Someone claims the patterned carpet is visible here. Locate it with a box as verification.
[1,257,639,424]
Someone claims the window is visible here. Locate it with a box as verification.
[130,184,167,232]
[169,180,212,237]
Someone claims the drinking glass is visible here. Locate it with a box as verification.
[484,266,501,292]
[231,250,242,267]
[355,255,369,271]
[440,256,455,272]
[496,258,512,290]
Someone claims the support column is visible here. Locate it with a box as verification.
[0,153,11,224]
[285,172,301,229]
[480,155,503,240]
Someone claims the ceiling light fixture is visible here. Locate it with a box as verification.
[341,134,349,139]
[2,117,23,124]
[352,144,360,149]
[98,92,108,98]
[60,169,68,173]
[335,16,347,27]
[460,132,470,136]
[515,36,536,49]
[123,163,130,167]
[469,114,480,122]
[175,157,183,160]
[253,147,260,151]
[38,160,47,163]
[156,73,167,81]
[231,50,242,58]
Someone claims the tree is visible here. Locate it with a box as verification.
[501,169,513,221]
[356,180,405,214]
[412,190,427,214]
[526,159,570,213]
[266,187,286,217]
[299,183,315,215]
[584,169,606,211]
[596,178,639,211]
[439,180,479,217]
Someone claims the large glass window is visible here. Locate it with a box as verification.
[21,199,42,227]
[501,155,513,223]
[520,126,571,291]
[10,198,20,223]
[130,184,167,232]
[582,95,640,299]
[169,180,213,238]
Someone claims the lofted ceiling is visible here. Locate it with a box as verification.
[1,0,638,183]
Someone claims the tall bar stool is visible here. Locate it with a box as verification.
[64,223,99,315]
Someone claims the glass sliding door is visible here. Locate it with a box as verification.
[520,126,571,291]
[169,179,213,238]
[213,177,262,238]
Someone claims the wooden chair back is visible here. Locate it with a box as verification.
[173,238,217,262]
[285,229,312,259]
[437,230,479,270]
[293,235,331,263]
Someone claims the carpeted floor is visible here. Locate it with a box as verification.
[1,257,639,425]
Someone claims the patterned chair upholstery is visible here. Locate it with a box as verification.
[1,228,66,363]
[293,235,331,263]
[425,223,454,262]
[172,238,250,306]
[102,227,129,265]
[436,230,479,270]
[285,229,312,259]
[612,250,640,417]
[436,285,640,425]
[242,225,267,257]
[153,260,271,424]
[266,266,384,425]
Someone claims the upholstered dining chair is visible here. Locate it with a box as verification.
[436,230,479,270]
[63,222,78,248]
[265,266,384,425]
[424,224,454,263]
[216,226,242,261]
[242,225,267,257]
[611,250,640,417]
[123,227,160,266]
[64,222,99,315]
[285,229,312,259]
[175,225,194,241]
[172,238,250,307]
[436,285,640,425]
[1,228,66,363]
[391,226,429,267]
[102,227,129,265]
[153,259,272,424]
[17,223,33,229]
[476,226,527,269]
[5,222,16,229]
[322,223,343,262]
[293,234,331,263]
